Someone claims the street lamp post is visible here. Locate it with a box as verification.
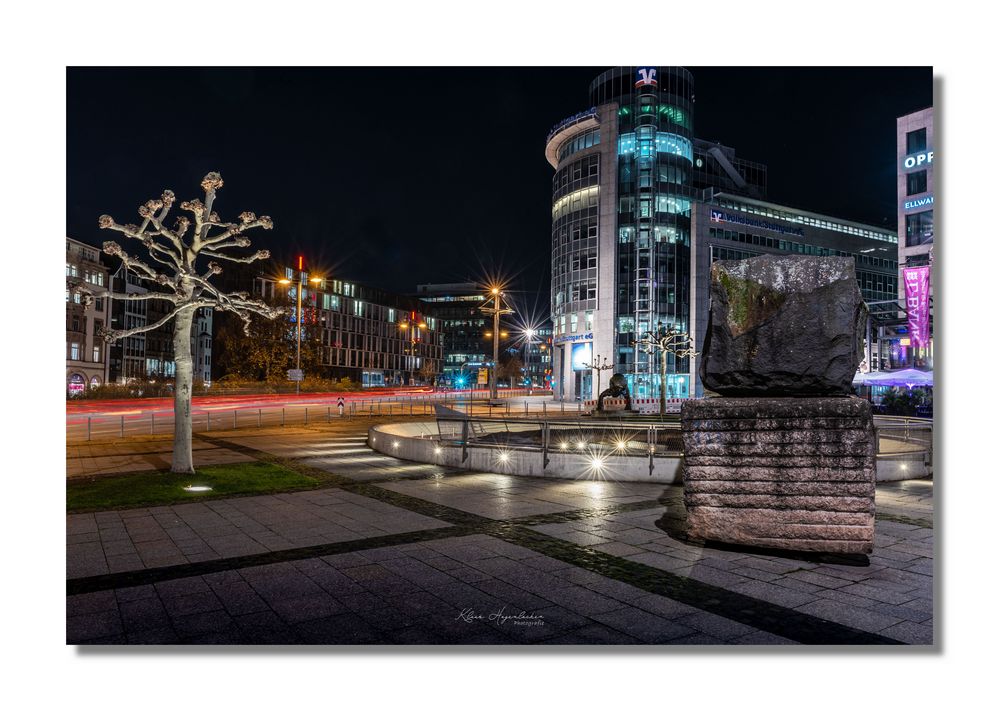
[479,286,513,403]
[582,354,615,399]
[279,259,323,396]
[399,316,427,386]
[523,328,537,393]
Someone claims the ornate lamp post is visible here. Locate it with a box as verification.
[632,321,698,415]
[582,354,615,399]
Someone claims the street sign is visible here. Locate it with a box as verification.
[287,369,304,381]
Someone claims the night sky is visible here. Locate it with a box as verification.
[67,66,931,311]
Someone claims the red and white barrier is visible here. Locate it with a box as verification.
[583,397,687,414]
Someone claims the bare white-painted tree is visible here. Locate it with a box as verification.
[80,172,281,474]
[632,322,699,415]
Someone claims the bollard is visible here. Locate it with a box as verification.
[207,412,211,432]
[282,408,285,426]
[543,402,547,417]
[258,408,262,428]
[233,409,237,430]
[88,416,92,441]
[327,406,331,423]
[120,415,124,438]
[304,407,308,426]
[151,412,155,435]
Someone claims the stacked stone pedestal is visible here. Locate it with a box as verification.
[680,397,876,554]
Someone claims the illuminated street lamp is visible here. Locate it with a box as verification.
[479,285,514,403]
[399,314,427,385]
[278,256,324,396]
[523,328,537,392]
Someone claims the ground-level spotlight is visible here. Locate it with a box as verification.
[498,451,510,463]
[183,485,213,493]
[559,441,569,451]
[434,446,443,455]
[590,456,605,470]
[392,441,400,449]
[576,440,586,450]
[616,439,627,451]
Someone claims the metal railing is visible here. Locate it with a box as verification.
[431,414,932,474]
[435,416,684,475]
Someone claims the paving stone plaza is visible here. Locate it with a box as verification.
[66,419,934,645]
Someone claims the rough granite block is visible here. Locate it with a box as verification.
[681,397,876,554]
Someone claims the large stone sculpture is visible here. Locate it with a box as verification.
[680,255,876,555]
[596,373,631,412]
[699,255,867,396]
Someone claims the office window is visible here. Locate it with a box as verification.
[907,170,927,196]
[905,211,934,246]
[93,346,101,363]
[906,128,927,154]
[570,314,578,332]
[70,343,80,360]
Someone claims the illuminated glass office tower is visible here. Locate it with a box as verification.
[547,67,698,401]
[546,66,898,402]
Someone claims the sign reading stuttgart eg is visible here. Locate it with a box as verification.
[902,150,934,170]
[554,332,593,345]
[635,67,658,87]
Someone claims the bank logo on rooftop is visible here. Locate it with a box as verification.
[635,67,658,87]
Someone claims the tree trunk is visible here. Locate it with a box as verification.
[172,307,196,474]
[660,351,668,416]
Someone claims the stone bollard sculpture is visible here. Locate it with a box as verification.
[680,255,875,554]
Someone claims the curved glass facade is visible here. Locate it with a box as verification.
[612,67,695,398]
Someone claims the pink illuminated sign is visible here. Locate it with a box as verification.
[903,266,931,348]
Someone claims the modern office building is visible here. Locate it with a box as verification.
[546,66,900,401]
[417,283,554,389]
[416,283,490,385]
[66,237,110,394]
[895,107,934,369]
[249,267,443,387]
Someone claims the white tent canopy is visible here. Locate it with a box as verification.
[853,368,933,388]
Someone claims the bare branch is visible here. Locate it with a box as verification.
[100,306,179,343]
[200,248,271,264]
[199,216,274,248]
[103,291,180,303]
[102,241,177,290]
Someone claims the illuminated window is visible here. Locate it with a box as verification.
[570,314,578,332]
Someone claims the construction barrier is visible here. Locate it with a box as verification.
[583,397,687,414]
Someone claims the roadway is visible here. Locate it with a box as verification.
[66,388,571,441]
